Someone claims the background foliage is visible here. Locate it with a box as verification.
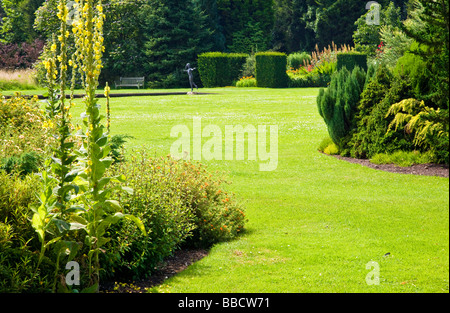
[1,0,412,88]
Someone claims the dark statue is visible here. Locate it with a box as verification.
[185,63,198,93]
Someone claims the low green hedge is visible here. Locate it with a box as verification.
[255,52,288,88]
[198,52,248,87]
[336,52,367,72]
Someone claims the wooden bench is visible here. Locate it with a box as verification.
[115,77,145,89]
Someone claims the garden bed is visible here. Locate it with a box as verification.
[100,249,209,293]
[331,154,449,178]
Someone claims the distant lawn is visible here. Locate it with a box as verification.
[65,87,448,292]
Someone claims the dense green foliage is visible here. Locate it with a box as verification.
[198,52,248,87]
[215,0,274,53]
[255,52,288,88]
[103,152,246,279]
[0,0,44,44]
[316,0,449,165]
[336,52,368,72]
[3,0,412,87]
[141,0,213,88]
[317,66,368,147]
[386,98,449,163]
[349,65,416,158]
[0,171,46,292]
[353,2,403,56]
[287,52,311,70]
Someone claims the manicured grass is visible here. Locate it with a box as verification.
[69,87,448,293]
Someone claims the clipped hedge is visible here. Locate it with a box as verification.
[198,52,248,87]
[337,52,367,72]
[255,52,288,88]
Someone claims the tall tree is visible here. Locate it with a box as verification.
[272,0,315,53]
[217,0,274,52]
[195,0,226,51]
[101,0,148,81]
[0,0,44,43]
[402,0,449,109]
[142,0,213,88]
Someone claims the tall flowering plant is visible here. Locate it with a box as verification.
[31,0,145,292]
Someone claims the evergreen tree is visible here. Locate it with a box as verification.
[142,0,213,88]
[217,0,274,52]
[402,0,449,109]
[101,0,148,82]
[195,0,226,51]
[272,0,315,53]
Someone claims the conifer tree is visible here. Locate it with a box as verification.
[142,0,213,88]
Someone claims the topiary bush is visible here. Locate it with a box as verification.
[337,52,368,72]
[198,52,248,87]
[255,52,288,88]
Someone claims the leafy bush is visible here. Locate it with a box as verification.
[288,68,333,88]
[318,137,340,155]
[255,52,288,88]
[198,52,248,87]
[370,150,435,167]
[349,65,416,159]
[240,54,256,78]
[287,52,311,70]
[236,76,257,88]
[0,39,45,70]
[109,134,134,164]
[104,151,246,279]
[1,152,41,175]
[0,171,52,293]
[336,52,368,72]
[104,152,196,279]
[393,50,429,99]
[324,143,339,155]
[386,98,449,164]
[353,2,403,57]
[0,94,54,162]
[317,66,367,147]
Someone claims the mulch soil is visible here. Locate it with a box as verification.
[331,154,449,178]
[100,249,209,293]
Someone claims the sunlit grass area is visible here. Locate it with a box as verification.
[67,87,449,292]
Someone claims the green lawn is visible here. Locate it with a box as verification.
[69,87,449,293]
